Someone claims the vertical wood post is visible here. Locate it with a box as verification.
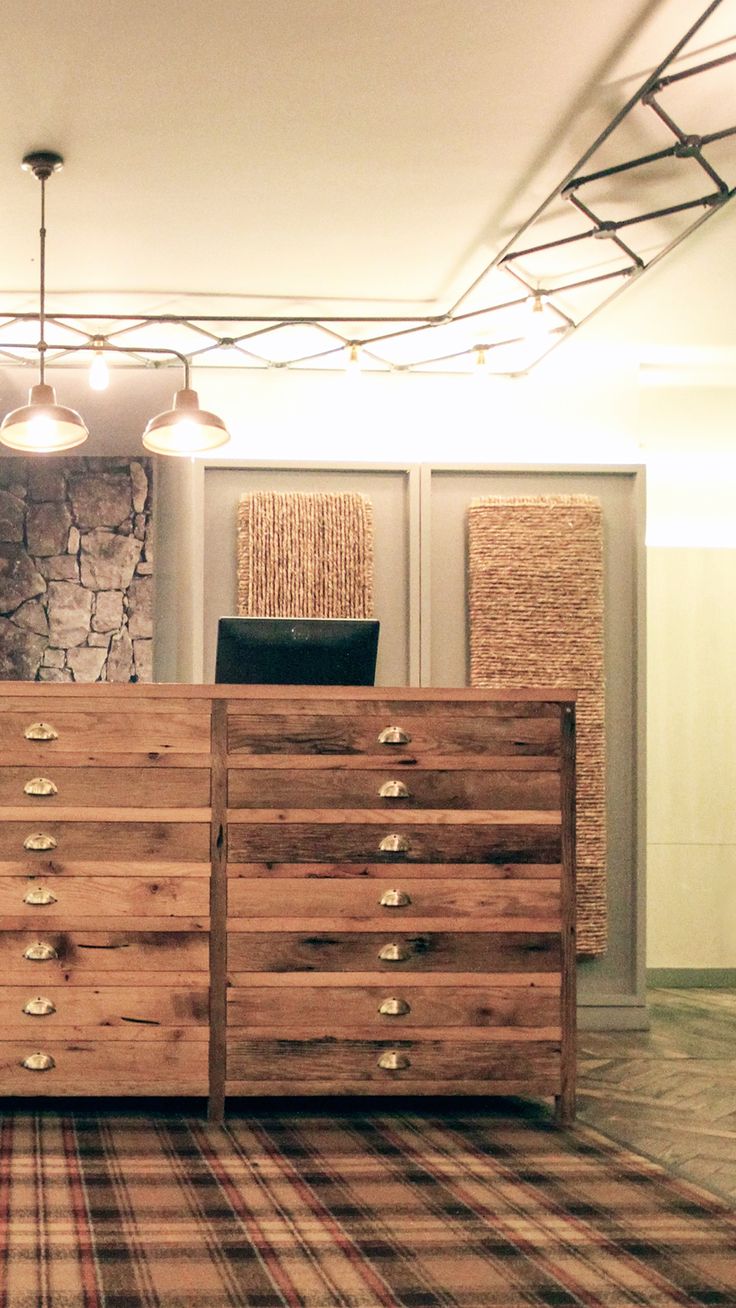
[556,700,577,1127]
[208,697,227,1123]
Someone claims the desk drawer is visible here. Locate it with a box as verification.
[1,985,209,1034]
[0,821,211,861]
[227,819,560,864]
[227,930,560,975]
[226,1036,561,1088]
[227,766,559,810]
[0,767,211,807]
[227,709,560,757]
[0,875,210,919]
[227,982,560,1032]
[0,705,210,757]
[2,930,209,977]
[0,1039,207,1095]
[227,876,560,926]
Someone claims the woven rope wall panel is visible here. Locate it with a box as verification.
[468,495,606,955]
[237,491,374,618]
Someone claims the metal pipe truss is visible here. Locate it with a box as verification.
[1,1,734,379]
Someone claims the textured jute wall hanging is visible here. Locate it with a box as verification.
[237,491,374,617]
[468,495,606,955]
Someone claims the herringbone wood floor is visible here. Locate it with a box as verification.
[578,987,736,1202]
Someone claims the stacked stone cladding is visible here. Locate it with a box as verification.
[0,457,153,681]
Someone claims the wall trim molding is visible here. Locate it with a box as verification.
[647,968,736,988]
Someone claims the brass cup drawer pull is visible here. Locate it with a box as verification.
[379,888,412,908]
[23,942,58,962]
[22,1051,55,1072]
[24,776,58,797]
[377,1050,411,1071]
[24,886,58,906]
[23,832,58,852]
[378,941,412,963]
[23,996,56,1017]
[378,780,410,799]
[378,997,411,1017]
[378,833,410,854]
[24,722,59,741]
[377,726,411,746]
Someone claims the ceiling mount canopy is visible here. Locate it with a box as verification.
[0,150,230,457]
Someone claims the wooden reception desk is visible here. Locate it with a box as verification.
[0,683,576,1122]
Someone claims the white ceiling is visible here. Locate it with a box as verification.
[0,0,734,370]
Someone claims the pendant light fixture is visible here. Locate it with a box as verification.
[141,376,230,456]
[0,151,89,453]
[0,150,230,457]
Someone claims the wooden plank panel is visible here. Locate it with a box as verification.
[227,755,561,771]
[227,878,560,922]
[227,822,561,864]
[0,986,209,1030]
[230,1026,561,1042]
[227,713,560,757]
[228,767,560,810]
[1,809,210,823]
[0,1040,208,1095]
[226,861,562,881]
[0,768,211,807]
[0,685,574,704]
[0,710,210,754]
[1,931,209,975]
[0,822,211,860]
[0,876,210,918]
[0,859,211,878]
[2,916,209,932]
[228,972,561,988]
[227,931,560,974]
[227,983,561,1030]
[208,696,228,1122]
[228,809,561,825]
[227,1037,561,1083]
[0,754,211,769]
[226,695,571,715]
[226,1078,559,1097]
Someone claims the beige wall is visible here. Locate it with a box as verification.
[641,385,736,970]
[647,549,736,967]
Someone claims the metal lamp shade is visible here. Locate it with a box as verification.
[141,387,230,456]
[0,383,89,452]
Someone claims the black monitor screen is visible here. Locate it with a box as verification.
[215,617,380,686]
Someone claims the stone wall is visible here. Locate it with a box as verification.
[0,457,153,681]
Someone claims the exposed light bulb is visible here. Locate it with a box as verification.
[345,343,362,373]
[27,413,57,447]
[89,350,109,391]
[473,345,490,375]
[170,417,204,451]
[525,295,553,346]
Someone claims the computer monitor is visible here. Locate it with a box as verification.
[214,617,380,686]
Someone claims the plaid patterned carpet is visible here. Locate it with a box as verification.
[1,1102,735,1307]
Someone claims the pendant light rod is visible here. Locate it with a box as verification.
[38,172,46,383]
[21,151,64,386]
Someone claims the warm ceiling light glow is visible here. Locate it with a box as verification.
[473,344,490,374]
[141,386,230,456]
[0,382,89,452]
[525,295,555,345]
[89,343,109,391]
[345,343,362,373]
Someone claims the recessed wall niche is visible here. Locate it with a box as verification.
[0,456,153,682]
